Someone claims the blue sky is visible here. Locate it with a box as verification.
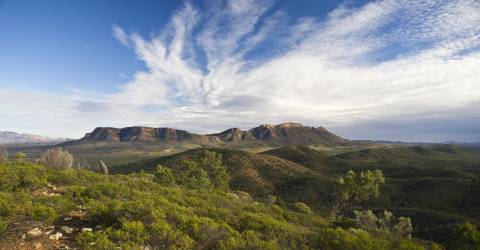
[0,0,479,142]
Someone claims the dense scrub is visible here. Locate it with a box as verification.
[0,159,443,249]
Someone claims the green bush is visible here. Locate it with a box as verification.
[448,222,480,250]
[0,218,7,233]
[293,202,313,214]
[154,165,176,186]
[28,204,57,224]
[76,231,117,250]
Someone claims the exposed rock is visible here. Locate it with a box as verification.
[49,232,63,240]
[64,217,73,221]
[68,210,86,220]
[27,227,43,238]
[61,226,74,234]
[81,227,93,233]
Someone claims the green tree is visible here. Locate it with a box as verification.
[448,222,480,250]
[198,151,230,190]
[334,169,385,219]
[154,165,176,186]
[14,152,26,161]
[177,160,211,189]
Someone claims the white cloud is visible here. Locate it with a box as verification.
[112,25,130,47]
[2,0,480,141]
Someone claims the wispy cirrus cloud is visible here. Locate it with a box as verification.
[2,0,480,141]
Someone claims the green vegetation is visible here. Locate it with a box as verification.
[0,151,441,249]
[447,222,480,250]
[112,145,480,245]
[334,169,385,219]
[14,151,26,161]
[41,147,74,169]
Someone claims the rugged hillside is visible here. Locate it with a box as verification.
[263,144,480,243]
[0,161,438,250]
[77,127,218,143]
[211,122,347,145]
[112,148,319,198]
[68,123,347,146]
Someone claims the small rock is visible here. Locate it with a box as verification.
[34,242,42,249]
[81,227,93,233]
[64,216,73,221]
[61,226,74,234]
[27,227,43,238]
[49,232,63,240]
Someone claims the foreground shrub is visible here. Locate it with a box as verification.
[41,147,73,169]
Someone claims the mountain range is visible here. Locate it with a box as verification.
[70,122,348,146]
[0,131,67,144]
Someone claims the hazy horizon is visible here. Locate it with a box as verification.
[1,0,479,142]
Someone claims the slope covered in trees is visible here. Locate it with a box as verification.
[0,157,443,249]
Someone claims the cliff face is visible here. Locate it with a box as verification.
[77,123,347,145]
[82,127,209,143]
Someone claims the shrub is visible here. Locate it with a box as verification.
[15,152,26,161]
[28,204,57,224]
[0,217,7,233]
[198,151,230,190]
[312,227,391,250]
[293,202,313,214]
[353,210,413,238]
[41,147,73,169]
[154,165,176,186]
[176,160,211,189]
[448,222,480,250]
[76,231,117,250]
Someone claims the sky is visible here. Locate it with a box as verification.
[0,0,479,142]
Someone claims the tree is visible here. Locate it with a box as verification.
[98,160,109,175]
[448,222,480,250]
[0,145,7,162]
[333,169,385,219]
[154,165,176,186]
[41,147,73,169]
[198,151,230,190]
[15,152,26,161]
[353,210,413,238]
[176,160,211,189]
